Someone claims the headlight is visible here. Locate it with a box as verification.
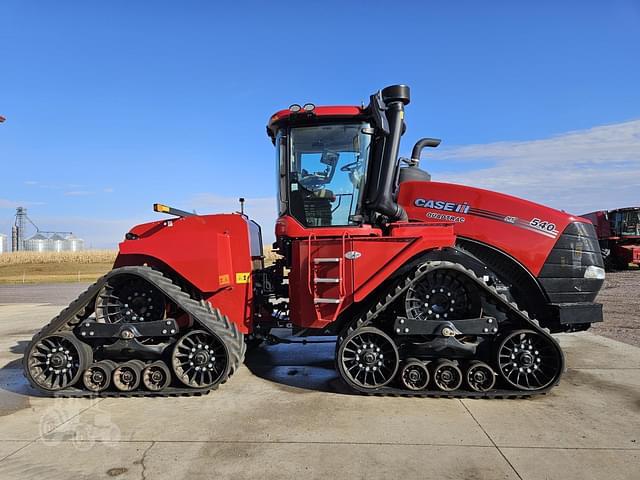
[584,265,605,280]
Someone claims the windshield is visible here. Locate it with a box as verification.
[287,123,371,227]
[617,210,640,236]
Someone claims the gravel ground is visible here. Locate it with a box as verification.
[0,271,637,346]
[591,270,640,348]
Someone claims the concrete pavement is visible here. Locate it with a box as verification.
[0,303,638,480]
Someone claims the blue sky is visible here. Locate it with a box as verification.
[1,1,639,247]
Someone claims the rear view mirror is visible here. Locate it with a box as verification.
[320,152,338,166]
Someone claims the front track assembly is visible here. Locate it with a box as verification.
[336,261,565,398]
[23,266,246,397]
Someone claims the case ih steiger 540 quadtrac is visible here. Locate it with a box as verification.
[24,85,605,398]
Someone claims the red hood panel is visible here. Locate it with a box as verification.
[398,181,584,276]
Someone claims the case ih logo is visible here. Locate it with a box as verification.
[414,198,471,214]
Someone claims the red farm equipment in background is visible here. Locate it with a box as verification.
[24,85,605,399]
[582,208,640,270]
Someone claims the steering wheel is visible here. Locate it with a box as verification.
[340,160,362,172]
[299,174,327,191]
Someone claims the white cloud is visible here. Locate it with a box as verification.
[430,119,640,215]
[0,198,44,209]
[64,190,94,196]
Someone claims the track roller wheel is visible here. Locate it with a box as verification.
[337,326,399,390]
[141,361,171,391]
[496,329,562,391]
[83,360,117,392]
[465,360,496,392]
[25,332,92,392]
[112,360,144,392]
[399,358,430,391]
[171,330,228,388]
[432,360,463,392]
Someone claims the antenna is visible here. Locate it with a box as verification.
[239,198,245,216]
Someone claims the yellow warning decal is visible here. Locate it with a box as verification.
[236,272,250,284]
[218,274,230,285]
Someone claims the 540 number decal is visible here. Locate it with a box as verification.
[529,218,558,234]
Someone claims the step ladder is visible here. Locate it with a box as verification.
[307,234,348,321]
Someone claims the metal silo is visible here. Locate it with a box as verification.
[50,233,66,252]
[24,233,51,252]
[0,233,7,254]
[65,234,84,252]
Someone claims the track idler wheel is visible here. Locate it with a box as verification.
[83,360,117,392]
[432,360,463,392]
[171,330,228,388]
[399,358,430,391]
[141,361,171,391]
[496,329,563,391]
[25,332,92,392]
[465,361,496,392]
[112,360,144,392]
[337,326,399,390]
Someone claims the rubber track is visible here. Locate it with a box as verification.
[336,260,565,399]
[23,266,246,398]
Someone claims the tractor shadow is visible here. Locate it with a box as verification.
[0,340,47,399]
[244,334,353,394]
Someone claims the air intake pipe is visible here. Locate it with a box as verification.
[365,85,411,222]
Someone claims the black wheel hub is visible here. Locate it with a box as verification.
[49,352,68,369]
[497,330,562,391]
[91,370,105,383]
[405,270,482,322]
[95,276,166,323]
[473,370,487,383]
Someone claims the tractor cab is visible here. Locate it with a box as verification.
[612,208,640,238]
[272,117,373,228]
[267,85,420,242]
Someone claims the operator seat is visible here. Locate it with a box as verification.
[290,187,335,227]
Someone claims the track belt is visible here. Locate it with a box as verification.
[337,261,565,399]
[23,266,245,398]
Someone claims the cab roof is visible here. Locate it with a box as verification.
[266,105,366,140]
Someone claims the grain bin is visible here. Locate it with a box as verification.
[24,233,51,252]
[65,234,84,252]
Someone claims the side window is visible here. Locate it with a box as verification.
[276,132,287,216]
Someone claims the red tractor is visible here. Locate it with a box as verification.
[581,208,640,270]
[24,85,605,398]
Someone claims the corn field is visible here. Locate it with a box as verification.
[0,250,118,266]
